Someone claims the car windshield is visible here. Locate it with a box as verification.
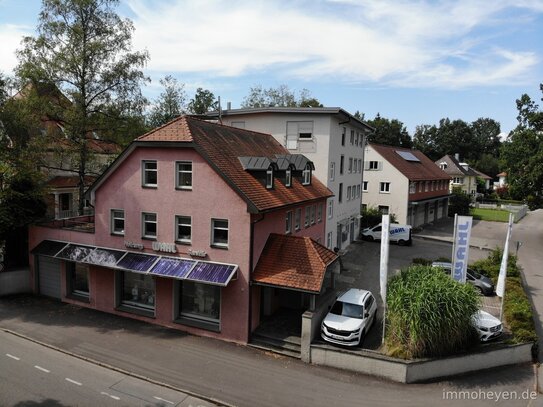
[330,301,364,319]
[468,269,482,279]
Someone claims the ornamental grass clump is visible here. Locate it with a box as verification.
[385,265,480,359]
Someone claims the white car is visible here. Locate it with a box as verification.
[321,289,377,347]
[472,310,503,342]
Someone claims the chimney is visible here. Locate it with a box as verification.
[454,153,460,161]
[227,101,231,110]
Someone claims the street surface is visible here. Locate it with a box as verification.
[0,330,214,407]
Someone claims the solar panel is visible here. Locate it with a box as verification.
[31,240,68,257]
[396,150,420,162]
[150,257,196,279]
[186,262,238,286]
[82,248,126,267]
[117,252,158,273]
[56,244,96,262]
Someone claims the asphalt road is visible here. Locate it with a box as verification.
[0,330,214,407]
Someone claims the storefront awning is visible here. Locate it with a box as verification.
[31,240,238,287]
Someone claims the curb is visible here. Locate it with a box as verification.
[1,328,233,407]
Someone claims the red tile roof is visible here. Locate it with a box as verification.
[136,116,333,212]
[370,143,450,181]
[252,233,338,293]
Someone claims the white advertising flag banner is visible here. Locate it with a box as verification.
[380,215,390,303]
[451,215,473,283]
[496,213,514,298]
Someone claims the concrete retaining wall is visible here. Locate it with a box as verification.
[311,342,533,383]
[0,269,31,296]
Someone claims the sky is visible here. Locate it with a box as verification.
[1,0,542,136]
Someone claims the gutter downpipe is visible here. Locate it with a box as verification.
[248,212,265,342]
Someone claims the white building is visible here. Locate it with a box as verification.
[206,107,373,250]
[363,143,451,227]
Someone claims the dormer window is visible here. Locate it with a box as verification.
[266,166,274,189]
[285,167,292,187]
[302,163,312,186]
[439,162,448,170]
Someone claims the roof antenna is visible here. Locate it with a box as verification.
[218,96,222,124]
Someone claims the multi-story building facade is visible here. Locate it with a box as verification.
[29,116,337,344]
[206,107,373,250]
[362,143,451,227]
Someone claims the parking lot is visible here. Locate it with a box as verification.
[318,236,496,351]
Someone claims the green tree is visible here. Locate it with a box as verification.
[366,114,412,148]
[188,88,218,114]
[501,85,543,207]
[470,117,501,157]
[16,0,149,214]
[448,188,471,216]
[148,75,186,127]
[241,84,322,108]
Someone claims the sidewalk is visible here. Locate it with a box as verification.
[413,217,509,251]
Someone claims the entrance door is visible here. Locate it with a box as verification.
[349,220,355,243]
[38,256,61,299]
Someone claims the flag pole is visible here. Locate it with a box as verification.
[380,214,390,346]
[497,212,513,322]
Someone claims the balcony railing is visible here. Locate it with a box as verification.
[57,207,94,220]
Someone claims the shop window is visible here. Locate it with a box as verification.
[111,209,125,235]
[211,219,229,248]
[175,215,192,244]
[119,271,155,315]
[178,281,220,330]
[67,262,89,301]
[142,212,157,239]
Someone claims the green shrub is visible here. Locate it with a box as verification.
[411,258,431,266]
[448,188,471,216]
[385,265,480,359]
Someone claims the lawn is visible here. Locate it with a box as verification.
[470,207,512,222]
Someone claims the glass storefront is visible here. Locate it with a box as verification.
[180,281,220,323]
[121,271,155,311]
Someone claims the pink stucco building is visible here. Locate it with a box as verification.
[29,116,338,344]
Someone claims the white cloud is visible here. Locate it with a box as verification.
[127,0,542,88]
[0,24,29,74]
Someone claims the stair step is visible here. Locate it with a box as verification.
[249,341,301,359]
[251,334,301,350]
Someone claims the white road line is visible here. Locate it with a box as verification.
[65,378,82,386]
[153,396,175,405]
[34,365,50,373]
[6,354,20,361]
[101,392,120,401]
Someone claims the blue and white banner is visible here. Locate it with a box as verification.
[451,215,473,283]
[496,213,514,298]
[380,215,390,303]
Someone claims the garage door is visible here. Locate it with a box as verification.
[38,256,61,299]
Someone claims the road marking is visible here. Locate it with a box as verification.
[65,378,82,386]
[6,354,20,360]
[153,396,175,405]
[101,391,120,401]
[34,365,50,373]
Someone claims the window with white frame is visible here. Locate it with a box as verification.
[425,181,429,192]
[359,159,362,172]
[380,182,391,193]
[368,161,379,170]
[356,184,361,198]
[453,177,464,184]
[175,215,192,244]
[286,211,293,234]
[439,162,447,170]
[317,203,323,222]
[348,158,353,173]
[302,164,312,185]
[351,185,356,199]
[328,200,333,219]
[304,206,310,227]
[266,166,274,189]
[329,162,335,181]
[350,130,354,145]
[327,232,332,249]
[285,167,292,187]
[211,219,229,247]
[142,212,157,239]
[341,127,346,146]
[409,182,416,194]
[362,181,368,192]
[142,160,157,187]
[431,181,435,191]
[310,205,316,225]
[111,209,125,235]
[175,161,192,190]
[347,186,352,201]
[295,208,301,230]
[355,133,359,146]
[419,182,423,192]
[286,121,313,149]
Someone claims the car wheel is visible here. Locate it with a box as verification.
[358,330,366,347]
[398,239,406,246]
[476,286,485,296]
[366,236,374,242]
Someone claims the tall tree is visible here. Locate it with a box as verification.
[16,0,149,214]
[366,113,412,148]
[470,117,501,157]
[241,85,322,108]
[501,85,543,207]
[148,75,186,127]
[188,88,218,115]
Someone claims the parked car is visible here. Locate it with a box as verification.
[360,223,412,246]
[321,288,377,347]
[472,310,503,342]
[431,261,494,295]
